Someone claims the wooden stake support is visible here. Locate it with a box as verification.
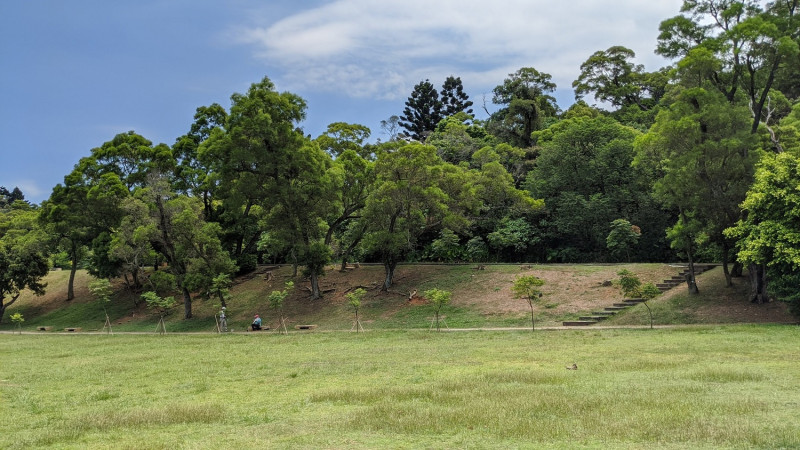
[101,309,113,335]
[155,316,167,335]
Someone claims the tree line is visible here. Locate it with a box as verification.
[2,0,798,323]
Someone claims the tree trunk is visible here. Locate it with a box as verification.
[182,287,193,319]
[67,255,78,301]
[731,261,744,278]
[721,241,733,287]
[529,302,535,331]
[382,261,397,291]
[685,255,699,295]
[310,272,321,300]
[217,291,227,309]
[290,248,298,278]
[682,212,699,295]
[748,263,769,303]
[132,266,141,290]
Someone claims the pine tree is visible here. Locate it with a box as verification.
[399,80,442,141]
[440,76,473,117]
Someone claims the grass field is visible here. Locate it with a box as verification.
[2,326,799,448]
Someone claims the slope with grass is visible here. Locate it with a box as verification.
[1,263,795,333]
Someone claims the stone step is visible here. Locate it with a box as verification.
[605,306,627,311]
[579,315,608,321]
[613,303,633,308]
[563,321,598,326]
[623,298,646,304]
[592,311,617,316]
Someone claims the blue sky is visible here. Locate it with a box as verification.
[1,0,682,203]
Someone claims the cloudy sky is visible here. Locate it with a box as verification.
[1,0,682,203]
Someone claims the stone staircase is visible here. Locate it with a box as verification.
[562,264,717,327]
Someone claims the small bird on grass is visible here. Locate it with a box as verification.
[566,363,578,370]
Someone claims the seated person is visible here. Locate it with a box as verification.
[251,314,262,331]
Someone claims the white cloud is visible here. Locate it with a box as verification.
[8,179,46,201]
[231,0,683,102]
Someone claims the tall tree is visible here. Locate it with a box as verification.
[363,144,463,290]
[263,138,337,300]
[657,0,799,132]
[172,103,228,221]
[399,79,442,141]
[727,151,800,305]
[573,46,665,111]
[634,87,760,287]
[40,160,127,300]
[199,76,308,270]
[315,122,372,159]
[440,76,474,117]
[0,202,49,323]
[527,115,668,262]
[134,176,235,319]
[0,187,26,210]
[489,67,559,147]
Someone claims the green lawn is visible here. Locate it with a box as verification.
[2,326,799,448]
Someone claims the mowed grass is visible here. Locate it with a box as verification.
[2,326,799,449]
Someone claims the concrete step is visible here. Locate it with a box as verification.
[605,306,628,311]
[592,311,617,316]
[613,303,633,307]
[563,321,598,326]
[623,298,646,304]
[579,315,608,321]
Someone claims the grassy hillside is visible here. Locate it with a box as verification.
[1,263,794,332]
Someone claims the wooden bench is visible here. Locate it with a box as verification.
[37,326,53,331]
[294,324,317,330]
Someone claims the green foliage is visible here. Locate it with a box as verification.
[440,76,473,117]
[489,67,559,147]
[364,144,466,289]
[527,115,662,262]
[727,152,800,312]
[617,269,642,299]
[315,122,371,158]
[400,79,442,141]
[428,228,462,262]
[141,291,176,314]
[640,283,662,301]
[268,281,294,311]
[606,219,641,262]
[727,152,800,270]
[512,275,545,331]
[487,217,537,258]
[424,288,452,331]
[0,204,49,323]
[424,288,452,313]
[512,275,545,303]
[465,236,489,263]
[346,288,366,311]
[573,46,664,113]
[88,279,113,303]
[147,270,176,296]
[10,312,24,324]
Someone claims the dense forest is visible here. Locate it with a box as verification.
[2,0,799,322]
